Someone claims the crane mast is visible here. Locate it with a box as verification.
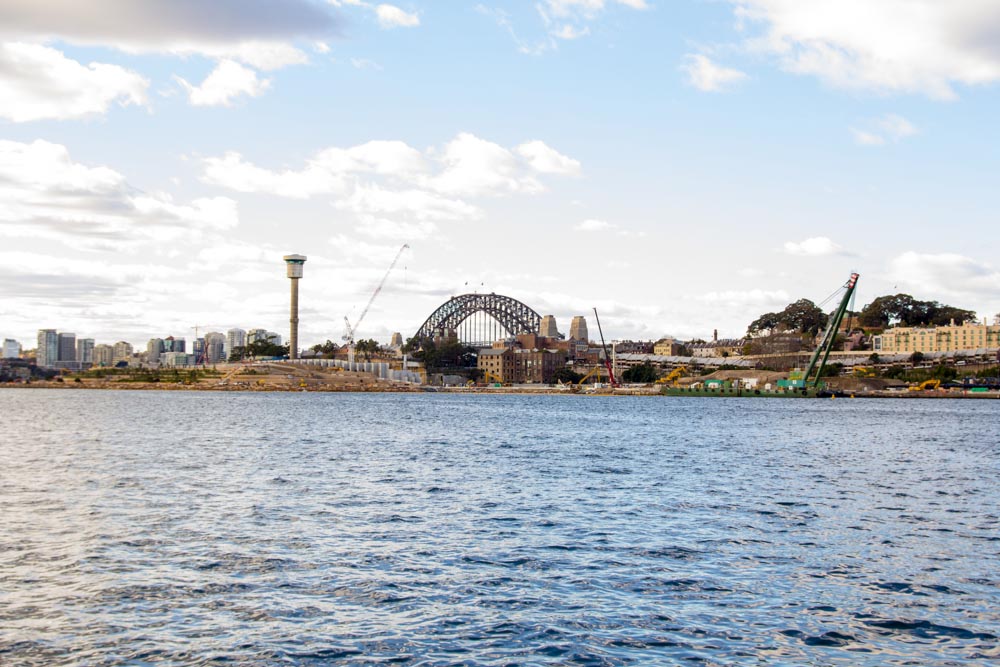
[802,272,860,387]
[343,243,410,364]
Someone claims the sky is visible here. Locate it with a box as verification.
[2,0,1000,349]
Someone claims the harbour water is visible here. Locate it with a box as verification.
[2,389,998,665]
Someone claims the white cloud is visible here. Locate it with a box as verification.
[375,4,420,29]
[201,151,344,199]
[516,140,582,175]
[200,133,578,246]
[0,42,147,122]
[331,1,420,30]
[733,0,1000,99]
[430,132,547,196]
[175,60,271,107]
[187,41,309,71]
[201,140,428,198]
[576,219,615,231]
[0,139,238,249]
[851,113,919,146]
[782,236,847,256]
[681,54,748,92]
[889,252,1000,303]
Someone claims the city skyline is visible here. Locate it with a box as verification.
[3,1,1000,347]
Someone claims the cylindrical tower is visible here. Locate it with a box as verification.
[283,254,307,359]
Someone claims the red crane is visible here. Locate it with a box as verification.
[592,307,620,388]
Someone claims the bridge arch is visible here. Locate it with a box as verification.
[415,293,541,346]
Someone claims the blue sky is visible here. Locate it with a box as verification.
[2,0,999,348]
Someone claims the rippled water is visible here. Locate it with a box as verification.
[2,389,999,666]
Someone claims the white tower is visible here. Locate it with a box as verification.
[283,254,307,360]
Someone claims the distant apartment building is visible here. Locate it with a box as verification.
[247,329,281,345]
[3,339,21,359]
[653,337,682,356]
[691,339,746,358]
[478,347,564,384]
[873,320,1000,354]
[204,332,227,363]
[93,344,115,367]
[76,338,94,364]
[36,330,59,367]
[164,336,185,353]
[147,338,165,363]
[225,328,246,359]
[568,316,589,342]
[112,341,133,364]
[479,348,516,382]
[57,333,76,364]
[192,338,205,363]
[614,340,655,354]
[161,351,193,367]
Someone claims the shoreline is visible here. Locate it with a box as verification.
[4,381,999,399]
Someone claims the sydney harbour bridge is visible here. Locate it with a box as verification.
[414,293,541,347]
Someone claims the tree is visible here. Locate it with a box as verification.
[859,294,976,328]
[748,299,828,337]
[354,338,380,361]
[408,336,478,372]
[910,351,925,365]
[310,340,339,358]
[246,340,289,358]
[622,362,658,383]
[819,362,843,377]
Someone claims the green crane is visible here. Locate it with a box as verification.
[801,272,860,387]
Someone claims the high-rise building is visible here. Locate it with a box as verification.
[164,336,185,353]
[147,338,165,363]
[569,316,589,342]
[58,333,77,363]
[112,341,133,364]
[76,338,94,364]
[3,339,21,359]
[36,330,58,367]
[225,328,246,359]
[192,337,205,363]
[204,332,226,363]
[539,315,560,338]
[93,344,114,367]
